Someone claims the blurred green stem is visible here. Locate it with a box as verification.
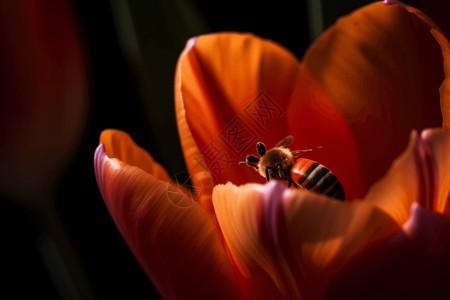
[307,0,324,42]
[35,194,94,300]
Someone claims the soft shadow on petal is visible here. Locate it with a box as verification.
[94,145,243,300]
[175,33,299,188]
[327,203,450,299]
[303,2,444,195]
[403,4,450,129]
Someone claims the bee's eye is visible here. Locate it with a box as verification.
[256,142,266,156]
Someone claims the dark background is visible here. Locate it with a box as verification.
[3,0,446,299]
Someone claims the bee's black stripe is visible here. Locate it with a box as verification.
[314,172,337,193]
[296,161,345,200]
[304,166,329,190]
[298,162,319,184]
[323,180,345,200]
[297,163,346,201]
[332,185,345,200]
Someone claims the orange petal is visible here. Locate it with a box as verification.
[94,143,243,300]
[212,182,289,299]
[175,33,299,190]
[303,2,444,195]
[175,68,215,213]
[213,181,400,299]
[99,129,170,182]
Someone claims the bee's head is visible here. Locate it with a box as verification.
[258,147,294,180]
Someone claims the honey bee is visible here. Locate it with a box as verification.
[239,135,345,200]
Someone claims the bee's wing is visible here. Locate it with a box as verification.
[275,135,294,148]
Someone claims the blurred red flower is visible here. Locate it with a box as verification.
[0,0,89,199]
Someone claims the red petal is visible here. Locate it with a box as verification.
[0,0,89,198]
[286,67,364,200]
[304,2,444,196]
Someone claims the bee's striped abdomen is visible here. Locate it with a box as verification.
[291,158,345,200]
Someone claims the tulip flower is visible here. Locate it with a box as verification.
[95,1,450,299]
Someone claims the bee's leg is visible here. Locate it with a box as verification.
[288,178,298,189]
[265,166,271,182]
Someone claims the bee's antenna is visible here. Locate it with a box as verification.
[239,162,258,169]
